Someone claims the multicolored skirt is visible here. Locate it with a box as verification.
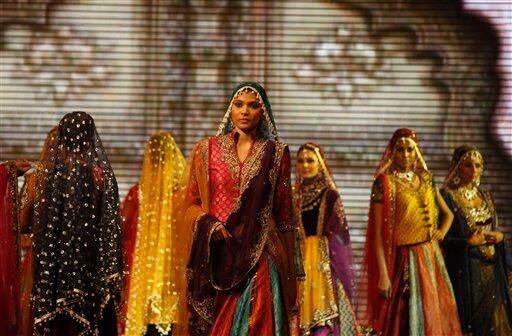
[381,241,462,336]
[209,253,289,336]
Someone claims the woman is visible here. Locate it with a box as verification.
[293,143,359,336]
[32,111,123,336]
[121,131,189,336]
[18,127,58,336]
[0,159,31,336]
[357,128,462,335]
[185,82,300,335]
[441,145,512,335]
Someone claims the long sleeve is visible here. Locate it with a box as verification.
[184,140,211,231]
[273,146,293,232]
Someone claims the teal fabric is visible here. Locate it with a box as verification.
[269,256,285,336]
[218,82,278,140]
[230,277,254,336]
[409,248,425,335]
[229,255,284,336]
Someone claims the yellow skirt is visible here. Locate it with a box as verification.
[300,236,338,330]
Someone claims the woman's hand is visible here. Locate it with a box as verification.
[431,228,446,241]
[484,231,504,244]
[212,223,232,241]
[467,231,486,246]
[378,274,392,299]
[15,159,31,176]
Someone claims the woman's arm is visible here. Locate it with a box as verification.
[374,202,391,298]
[431,188,454,241]
[18,170,36,234]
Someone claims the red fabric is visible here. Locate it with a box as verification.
[358,174,397,332]
[380,246,412,336]
[209,254,278,336]
[118,184,139,335]
[209,134,240,222]
[388,128,419,147]
[381,244,462,335]
[248,255,275,336]
[0,164,21,336]
[416,244,461,335]
[20,247,33,336]
[209,292,240,335]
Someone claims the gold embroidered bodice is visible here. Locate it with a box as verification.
[394,175,439,246]
[447,188,496,259]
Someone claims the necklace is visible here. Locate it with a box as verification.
[300,176,327,211]
[395,171,415,185]
[458,186,479,201]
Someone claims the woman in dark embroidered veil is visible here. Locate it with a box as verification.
[293,143,360,336]
[441,146,512,335]
[31,111,123,336]
[185,82,300,335]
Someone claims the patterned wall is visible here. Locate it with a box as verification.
[1,0,511,264]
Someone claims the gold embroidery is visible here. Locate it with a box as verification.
[447,188,496,259]
[387,175,396,264]
[217,134,240,179]
[6,162,20,271]
[239,140,266,197]
[187,291,214,325]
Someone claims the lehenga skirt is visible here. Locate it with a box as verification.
[209,253,289,336]
[381,241,462,336]
[300,236,359,336]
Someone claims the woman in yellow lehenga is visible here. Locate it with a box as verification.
[293,143,360,336]
[120,131,190,336]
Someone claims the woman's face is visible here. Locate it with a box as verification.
[230,90,263,134]
[458,153,483,186]
[392,138,417,171]
[297,148,320,180]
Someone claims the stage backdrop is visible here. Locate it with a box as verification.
[1,1,511,267]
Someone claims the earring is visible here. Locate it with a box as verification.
[453,174,461,185]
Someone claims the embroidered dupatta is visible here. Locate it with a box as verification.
[0,162,22,336]
[185,82,298,334]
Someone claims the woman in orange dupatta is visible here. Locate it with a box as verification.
[185,82,300,336]
[356,128,462,336]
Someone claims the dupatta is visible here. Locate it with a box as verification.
[124,131,189,336]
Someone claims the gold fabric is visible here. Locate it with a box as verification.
[394,174,439,246]
[299,236,338,332]
[125,132,189,336]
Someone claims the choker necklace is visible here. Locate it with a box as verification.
[300,177,327,211]
[458,186,478,201]
[395,171,415,183]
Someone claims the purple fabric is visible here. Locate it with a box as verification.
[322,189,355,300]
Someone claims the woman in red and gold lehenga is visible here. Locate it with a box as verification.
[356,128,462,336]
[185,82,300,336]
